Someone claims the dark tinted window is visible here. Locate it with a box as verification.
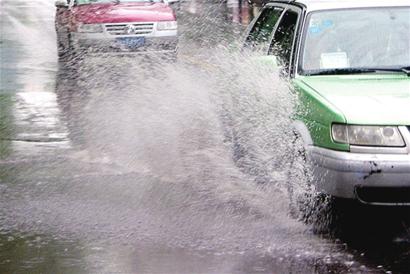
[245,7,284,52]
[269,10,298,71]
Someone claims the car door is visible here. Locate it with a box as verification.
[267,5,303,76]
[243,4,285,53]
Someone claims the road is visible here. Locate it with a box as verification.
[0,0,409,273]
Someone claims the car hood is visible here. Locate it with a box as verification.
[73,3,175,24]
[299,74,410,125]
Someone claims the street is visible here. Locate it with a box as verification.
[1,0,410,273]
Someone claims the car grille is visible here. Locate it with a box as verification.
[105,23,154,36]
[356,186,410,205]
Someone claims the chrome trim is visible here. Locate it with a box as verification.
[104,22,155,36]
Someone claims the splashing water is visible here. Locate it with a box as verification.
[20,37,323,254]
[0,1,363,273]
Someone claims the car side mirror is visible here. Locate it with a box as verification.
[55,0,68,8]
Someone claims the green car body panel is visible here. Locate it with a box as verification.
[292,73,410,151]
[245,0,410,203]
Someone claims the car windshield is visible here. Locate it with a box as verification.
[300,7,410,75]
[76,0,162,4]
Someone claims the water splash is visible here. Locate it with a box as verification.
[0,1,363,273]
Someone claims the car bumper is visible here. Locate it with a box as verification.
[309,146,410,205]
[70,32,178,54]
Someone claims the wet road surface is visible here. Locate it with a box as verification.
[1,0,410,273]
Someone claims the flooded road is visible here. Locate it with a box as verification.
[1,0,410,273]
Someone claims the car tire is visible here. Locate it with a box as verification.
[287,132,345,234]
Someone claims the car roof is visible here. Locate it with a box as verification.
[268,0,410,12]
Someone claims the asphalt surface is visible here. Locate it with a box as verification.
[1,0,410,273]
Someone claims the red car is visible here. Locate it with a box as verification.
[55,0,178,58]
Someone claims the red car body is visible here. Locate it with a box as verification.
[71,3,176,24]
[55,0,178,56]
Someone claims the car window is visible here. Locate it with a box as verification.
[268,9,299,72]
[244,6,284,52]
[301,7,410,74]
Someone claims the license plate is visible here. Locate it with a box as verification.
[116,37,145,49]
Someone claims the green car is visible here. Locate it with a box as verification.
[243,0,410,205]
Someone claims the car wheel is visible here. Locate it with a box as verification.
[286,132,344,234]
[286,132,314,217]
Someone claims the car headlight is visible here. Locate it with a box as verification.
[77,23,103,33]
[157,21,177,31]
[332,124,405,147]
